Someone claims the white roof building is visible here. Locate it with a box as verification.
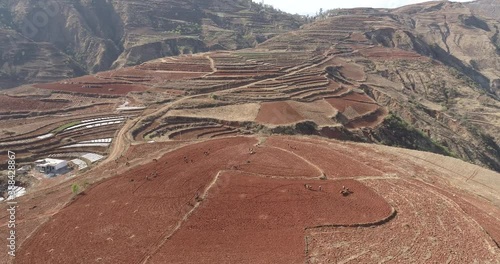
[81,153,104,164]
[70,159,88,170]
[35,158,68,174]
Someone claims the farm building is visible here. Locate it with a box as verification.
[70,159,88,171]
[35,158,68,174]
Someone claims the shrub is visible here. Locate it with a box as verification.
[71,183,80,195]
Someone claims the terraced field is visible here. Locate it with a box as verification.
[0,114,133,166]
[2,3,500,263]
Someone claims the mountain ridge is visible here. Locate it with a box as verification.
[0,0,305,88]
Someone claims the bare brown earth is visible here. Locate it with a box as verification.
[35,82,148,96]
[4,136,499,264]
[255,101,304,125]
[149,175,392,264]
[306,178,499,263]
[0,95,70,112]
[13,137,257,264]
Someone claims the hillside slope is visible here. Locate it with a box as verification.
[1,1,498,172]
[279,0,500,170]
[0,0,304,88]
[3,135,500,263]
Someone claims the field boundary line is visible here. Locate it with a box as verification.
[139,169,226,264]
[267,145,325,178]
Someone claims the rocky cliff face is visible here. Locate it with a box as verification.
[391,1,500,94]
[365,1,500,170]
[0,0,304,88]
[0,27,86,87]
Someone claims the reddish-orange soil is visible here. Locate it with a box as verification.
[306,178,500,263]
[124,141,186,162]
[266,137,384,177]
[255,101,304,125]
[15,137,257,264]
[13,136,391,264]
[98,68,206,82]
[0,95,70,112]
[35,82,148,95]
[9,136,500,264]
[149,174,393,264]
[237,145,321,178]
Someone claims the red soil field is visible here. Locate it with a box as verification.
[7,136,500,264]
[35,83,148,95]
[124,141,185,162]
[63,75,121,84]
[97,68,206,82]
[237,145,321,178]
[0,95,70,112]
[327,91,376,103]
[256,101,304,125]
[266,137,384,178]
[15,137,258,264]
[306,178,500,263]
[149,174,393,264]
[326,93,379,114]
[96,68,151,79]
[209,71,267,77]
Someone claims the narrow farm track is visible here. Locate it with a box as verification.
[102,118,136,165]
[267,145,324,178]
[139,170,227,264]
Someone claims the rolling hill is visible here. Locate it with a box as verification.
[0,1,499,263]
